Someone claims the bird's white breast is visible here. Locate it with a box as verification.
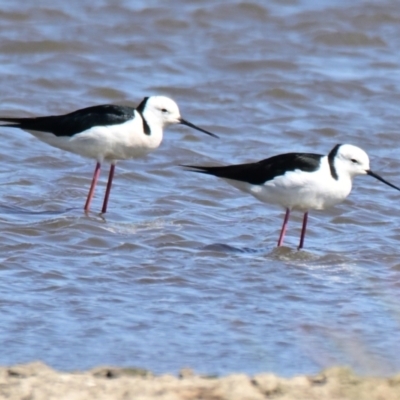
[225,157,353,211]
[26,114,163,162]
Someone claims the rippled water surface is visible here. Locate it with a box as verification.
[1,0,400,377]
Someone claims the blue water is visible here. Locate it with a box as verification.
[0,0,400,377]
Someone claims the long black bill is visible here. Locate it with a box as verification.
[179,118,219,138]
[367,170,400,191]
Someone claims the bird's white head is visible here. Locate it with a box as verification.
[138,96,218,138]
[335,144,370,178]
[143,96,181,127]
[333,144,400,191]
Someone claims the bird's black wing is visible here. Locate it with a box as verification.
[183,152,323,185]
[0,104,136,137]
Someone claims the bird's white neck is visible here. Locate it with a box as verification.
[136,110,164,150]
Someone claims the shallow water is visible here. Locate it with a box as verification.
[0,0,400,377]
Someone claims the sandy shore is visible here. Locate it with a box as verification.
[1,362,399,400]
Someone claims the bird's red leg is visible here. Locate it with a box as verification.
[277,209,290,247]
[84,162,101,212]
[101,164,116,214]
[298,212,308,250]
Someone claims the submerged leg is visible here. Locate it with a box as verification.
[101,164,116,214]
[298,212,309,250]
[277,209,290,247]
[84,162,101,212]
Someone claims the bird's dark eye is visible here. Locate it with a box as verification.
[351,158,358,164]
[161,108,167,113]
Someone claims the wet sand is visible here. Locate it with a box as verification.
[1,362,399,400]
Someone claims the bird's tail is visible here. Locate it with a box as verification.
[0,117,25,127]
[180,164,220,174]
[180,164,242,179]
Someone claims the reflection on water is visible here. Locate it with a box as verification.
[0,0,400,377]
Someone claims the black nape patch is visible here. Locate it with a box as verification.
[327,144,341,180]
[135,97,151,135]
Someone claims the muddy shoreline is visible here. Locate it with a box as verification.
[1,362,399,399]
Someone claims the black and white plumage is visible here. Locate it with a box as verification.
[183,144,400,249]
[0,96,218,213]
